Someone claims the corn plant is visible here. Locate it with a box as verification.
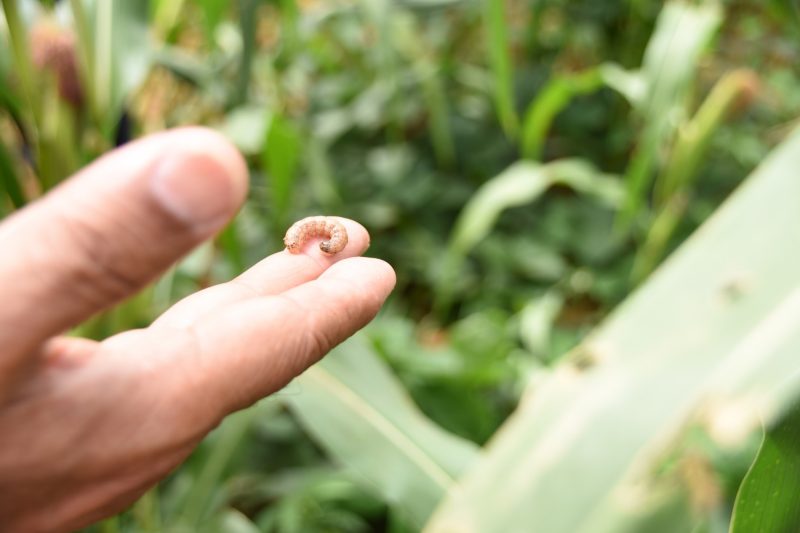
[1,1,798,532]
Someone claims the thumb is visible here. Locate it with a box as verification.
[0,127,247,386]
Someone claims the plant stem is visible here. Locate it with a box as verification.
[521,69,604,161]
[632,70,759,282]
[0,139,26,208]
[2,0,41,133]
[69,0,99,122]
[132,487,162,532]
[484,0,518,139]
[654,69,759,207]
[179,407,257,526]
[234,0,259,106]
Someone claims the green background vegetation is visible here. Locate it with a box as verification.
[2,0,800,531]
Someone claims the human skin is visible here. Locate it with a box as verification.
[0,128,396,532]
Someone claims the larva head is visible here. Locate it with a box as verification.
[284,236,302,254]
[319,240,334,254]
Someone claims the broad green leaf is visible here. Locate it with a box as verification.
[285,336,480,529]
[425,128,800,532]
[731,404,800,533]
[449,158,623,256]
[436,158,623,314]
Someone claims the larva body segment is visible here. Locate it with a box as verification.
[284,216,349,255]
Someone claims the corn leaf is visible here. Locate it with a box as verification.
[731,404,800,533]
[619,1,721,226]
[285,336,480,529]
[426,128,800,532]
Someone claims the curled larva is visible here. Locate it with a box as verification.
[284,216,348,255]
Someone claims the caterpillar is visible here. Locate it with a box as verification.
[283,216,348,255]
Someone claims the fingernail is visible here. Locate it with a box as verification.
[150,149,242,230]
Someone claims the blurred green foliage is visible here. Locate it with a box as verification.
[1,0,800,531]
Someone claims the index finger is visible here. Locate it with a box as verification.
[154,218,371,328]
[152,256,396,419]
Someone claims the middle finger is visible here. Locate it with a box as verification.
[152,217,370,329]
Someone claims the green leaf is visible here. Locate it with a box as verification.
[285,336,480,529]
[211,509,262,533]
[195,0,227,42]
[0,140,25,208]
[435,158,623,314]
[731,405,800,533]
[262,115,302,227]
[518,291,564,360]
[179,408,257,526]
[633,71,761,281]
[600,63,647,108]
[218,104,271,156]
[234,0,258,106]
[152,0,187,39]
[483,0,518,138]
[449,159,623,257]
[425,127,800,532]
[618,1,721,227]
[521,68,604,161]
[75,0,152,132]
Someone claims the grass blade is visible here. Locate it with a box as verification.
[617,2,721,229]
[0,140,25,208]
[196,0,228,43]
[179,408,258,526]
[632,70,761,282]
[435,159,623,314]
[521,68,604,161]
[285,336,479,529]
[73,0,151,136]
[449,159,622,257]
[483,0,518,138]
[262,115,301,230]
[234,0,258,106]
[1,0,40,126]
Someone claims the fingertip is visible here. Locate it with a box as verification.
[167,127,249,204]
[149,128,249,229]
[320,256,397,298]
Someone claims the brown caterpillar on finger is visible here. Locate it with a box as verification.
[284,216,349,255]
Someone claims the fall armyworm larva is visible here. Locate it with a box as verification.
[284,216,348,255]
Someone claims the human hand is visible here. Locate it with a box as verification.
[0,128,396,532]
